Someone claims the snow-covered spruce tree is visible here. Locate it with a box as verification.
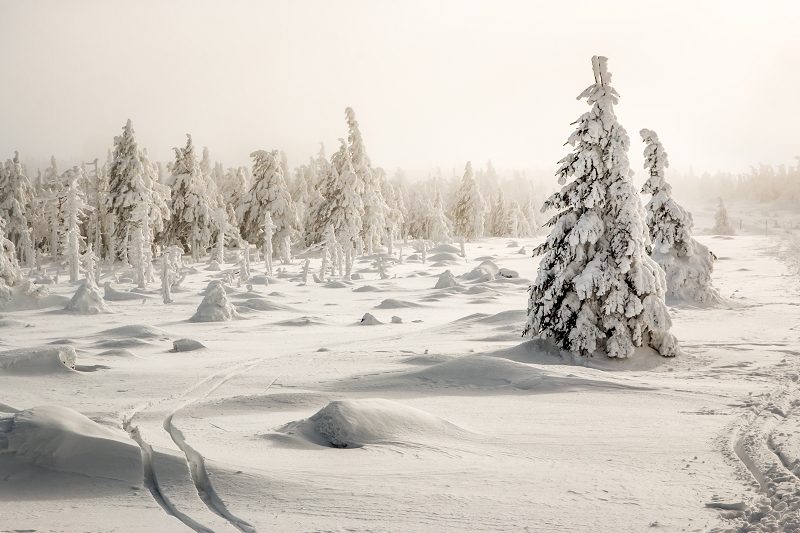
[488,189,509,237]
[164,135,215,262]
[104,120,147,260]
[238,150,298,263]
[712,197,735,235]
[523,56,678,359]
[0,153,34,265]
[219,167,249,225]
[451,162,487,240]
[429,189,452,244]
[60,167,91,283]
[523,194,539,236]
[640,129,722,304]
[38,156,63,259]
[508,200,533,238]
[0,216,22,288]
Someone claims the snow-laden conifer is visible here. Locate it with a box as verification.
[0,152,34,265]
[0,216,22,288]
[60,167,91,282]
[712,197,735,235]
[164,135,215,262]
[104,120,146,260]
[219,167,249,224]
[508,200,532,238]
[640,129,722,304]
[523,56,678,359]
[488,189,509,237]
[452,162,486,240]
[238,150,297,262]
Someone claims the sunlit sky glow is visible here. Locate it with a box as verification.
[1,0,798,179]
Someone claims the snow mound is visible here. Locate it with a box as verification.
[461,260,501,282]
[518,247,527,255]
[428,244,461,254]
[99,325,170,339]
[497,268,519,278]
[335,355,652,393]
[428,252,461,262]
[434,270,460,289]
[465,285,497,295]
[478,309,528,325]
[391,316,403,324]
[0,280,67,311]
[353,285,379,292]
[359,313,381,325]
[190,281,239,322]
[324,281,349,289]
[97,348,136,358]
[0,346,77,375]
[0,406,140,483]
[65,279,111,315]
[275,316,325,327]
[277,399,471,448]
[237,298,292,312]
[375,299,420,309]
[200,280,235,294]
[0,318,25,328]
[103,282,146,301]
[506,240,519,247]
[206,260,222,271]
[171,338,206,352]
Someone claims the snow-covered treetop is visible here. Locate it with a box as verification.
[345,107,371,171]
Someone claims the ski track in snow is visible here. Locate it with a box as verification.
[123,358,265,533]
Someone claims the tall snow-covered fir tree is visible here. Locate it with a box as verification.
[0,216,22,289]
[488,189,509,237]
[238,150,298,261]
[0,152,34,264]
[640,129,722,304]
[59,167,91,282]
[451,162,486,240]
[508,200,532,238]
[105,120,148,260]
[523,56,678,359]
[712,197,735,235]
[163,134,215,262]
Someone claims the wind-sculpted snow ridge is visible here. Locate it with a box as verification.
[0,346,77,374]
[98,324,171,340]
[326,355,653,394]
[274,398,475,449]
[0,406,141,483]
[375,298,420,309]
[710,379,800,532]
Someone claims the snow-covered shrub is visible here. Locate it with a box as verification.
[65,276,111,315]
[189,280,239,322]
[523,56,678,359]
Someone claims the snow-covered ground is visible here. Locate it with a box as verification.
[2,233,800,532]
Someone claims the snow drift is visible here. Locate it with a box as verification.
[0,346,77,374]
[276,398,472,448]
[0,406,141,483]
[65,278,111,314]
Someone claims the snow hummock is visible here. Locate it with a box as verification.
[434,270,460,289]
[65,278,111,315]
[103,282,145,301]
[189,280,239,322]
[0,406,141,483]
[171,338,206,352]
[277,398,471,448]
[359,313,381,325]
[0,346,77,374]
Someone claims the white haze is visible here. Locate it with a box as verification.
[1,0,798,180]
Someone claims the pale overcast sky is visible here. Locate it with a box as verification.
[1,1,798,178]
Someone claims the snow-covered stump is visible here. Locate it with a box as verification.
[301,259,310,285]
[65,275,111,315]
[240,240,251,282]
[189,280,239,322]
[640,129,723,305]
[523,56,678,359]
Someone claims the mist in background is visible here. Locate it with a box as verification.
[1,0,798,187]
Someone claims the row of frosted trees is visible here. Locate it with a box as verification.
[0,108,541,287]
